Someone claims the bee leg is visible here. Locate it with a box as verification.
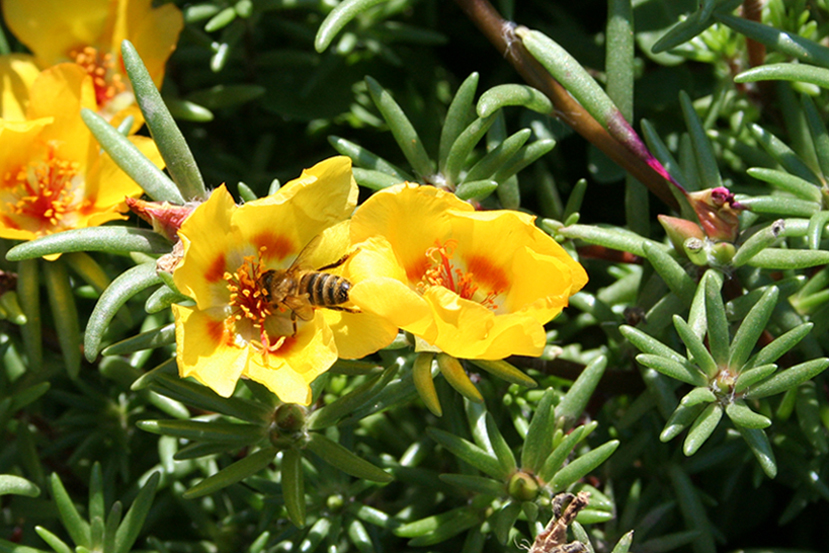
[317,249,357,271]
[291,311,298,336]
[327,306,361,314]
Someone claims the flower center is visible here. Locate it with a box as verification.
[70,46,127,109]
[3,148,83,234]
[418,240,500,310]
[223,248,286,361]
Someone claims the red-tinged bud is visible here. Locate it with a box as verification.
[686,187,743,243]
[658,215,705,252]
[126,197,197,242]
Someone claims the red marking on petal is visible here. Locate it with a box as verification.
[252,232,294,261]
[205,317,230,346]
[205,254,226,283]
[465,255,509,291]
[406,256,429,283]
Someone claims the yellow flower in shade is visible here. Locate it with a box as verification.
[2,0,183,119]
[171,157,398,405]
[0,63,162,246]
[346,183,588,360]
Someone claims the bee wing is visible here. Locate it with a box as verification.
[289,234,323,270]
[285,296,315,321]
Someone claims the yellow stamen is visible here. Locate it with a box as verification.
[69,45,127,108]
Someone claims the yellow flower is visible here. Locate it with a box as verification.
[172,157,398,405]
[2,0,183,119]
[0,63,162,246]
[347,183,588,360]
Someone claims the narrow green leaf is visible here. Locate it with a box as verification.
[43,261,81,378]
[795,383,828,454]
[800,94,829,179]
[636,354,708,387]
[661,403,705,442]
[745,358,829,400]
[492,139,556,185]
[309,364,400,428]
[144,285,187,314]
[102,323,176,356]
[6,228,171,261]
[683,403,723,456]
[298,518,330,553]
[136,419,265,443]
[643,243,695,305]
[746,168,822,202]
[555,355,607,424]
[0,475,40,497]
[427,428,506,480]
[679,91,722,189]
[679,387,716,408]
[33,527,72,553]
[490,500,521,545]
[88,463,104,528]
[620,325,686,363]
[747,123,821,186]
[463,129,531,183]
[103,502,121,553]
[347,519,374,553]
[443,115,497,187]
[184,448,276,498]
[51,473,91,548]
[551,440,619,491]
[16,259,41,370]
[717,13,829,69]
[734,364,777,393]
[329,136,412,181]
[704,270,729,366]
[728,286,779,369]
[315,0,389,52]
[485,413,517,475]
[145,372,272,423]
[305,433,392,482]
[122,41,206,200]
[558,224,656,257]
[667,465,716,553]
[732,220,787,267]
[281,449,306,528]
[725,400,771,429]
[736,62,829,88]
[410,353,441,417]
[746,323,813,369]
[521,388,555,472]
[437,354,482,403]
[477,84,553,118]
[186,84,266,110]
[352,167,404,189]
[737,195,820,217]
[395,507,479,544]
[438,474,505,496]
[81,109,183,203]
[736,426,777,478]
[85,263,162,361]
[112,472,159,553]
[747,248,829,269]
[563,179,588,221]
[164,97,213,122]
[454,179,498,201]
[365,76,434,179]
[807,211,829,250]
[439,73,479,172]
[651,0,742,53]
[466,358,536,388]
[673,316,717,379]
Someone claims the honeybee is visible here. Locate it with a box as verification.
[260,235,358,335]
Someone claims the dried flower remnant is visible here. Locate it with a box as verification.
[529,492,591,553]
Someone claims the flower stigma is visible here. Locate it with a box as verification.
[418,240,501,310]
[222,246,287,363]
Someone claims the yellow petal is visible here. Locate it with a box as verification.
[174,186,241,310]
[111,0,183,87]
[3,0,111,67]
[173,304,249,398]
[26,64,96,165]
[0,55,39,120]
[84,135,161,209]
[245,313,337,405]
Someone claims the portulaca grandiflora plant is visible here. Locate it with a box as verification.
[1,1,829,552]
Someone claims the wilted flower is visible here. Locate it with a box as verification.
[0,64,162,249]
[2,0,183,119]
[171,157,397,405]
[346,183,588,360]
